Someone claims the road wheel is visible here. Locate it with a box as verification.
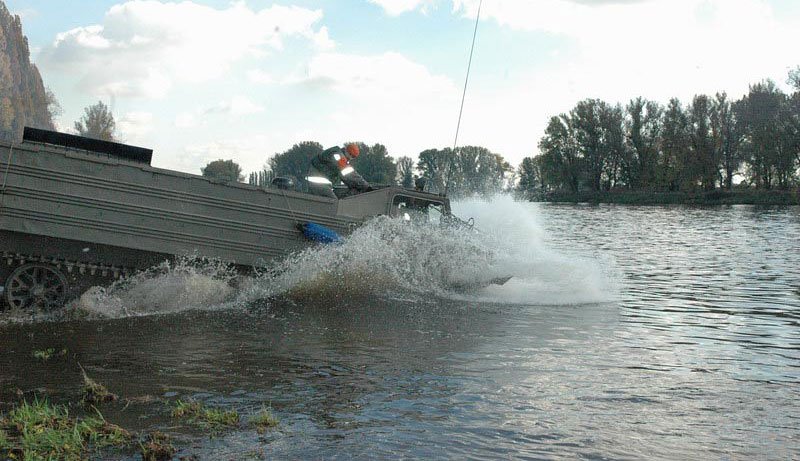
[4,263,68,310]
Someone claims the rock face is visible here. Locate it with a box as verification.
[0,1,54,142]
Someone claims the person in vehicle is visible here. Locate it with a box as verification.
[306,143,371,198]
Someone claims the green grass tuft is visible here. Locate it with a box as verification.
[32,348,68,361]
[0,398,132,461]
[33,348,55,361]
[171,400,240,430]
[80,366,118,404]
[139,431,177,461]
[250,406,279,433]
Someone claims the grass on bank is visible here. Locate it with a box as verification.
[32,348,67,362]
[0,399,132,461]
[139,431,177,461]
[81,368,118,404]
[250,406,279,433]
[172,400,240,430]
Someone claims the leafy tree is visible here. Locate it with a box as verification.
[788,66,800,92]
[416,146,509,198]
[788,92,800,170]
[417,148,456,194]
[396,156,415,188]
[688,95,717,190]
[516,156,540,199]
[660,98,691,191]
[538,115,581,192]
[567,99,625,192]
[737,81,788,189]
[269,141,323,187]
[571,99,604,191]
[599,103,626,190]
[350,142,397,185]
[711,93,743,190]
[248,169,274,188]
[201,159,244,183]
[625,98,662,189]
[74,101,116,141]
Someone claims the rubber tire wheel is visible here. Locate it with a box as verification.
[4,263,68,310]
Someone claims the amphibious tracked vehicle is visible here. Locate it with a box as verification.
[0,128,451,309]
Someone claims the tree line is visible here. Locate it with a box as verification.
[517,72,800,200]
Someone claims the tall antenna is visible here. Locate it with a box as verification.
[447,0,482,195]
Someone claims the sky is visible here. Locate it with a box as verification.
[5,0,800,175]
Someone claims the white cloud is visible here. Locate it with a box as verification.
[171,96,265,131]
[297,51,457,102]
[455,0,796,98]
[174,112,196,129]
[117,111,154,141]
[286,51,461,156]
[40,1,332,98]
[368,0,437,16]
[247,70,275,85]
[182,134,276,174]
[199,96,265,117]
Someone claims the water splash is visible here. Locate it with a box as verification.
[238,215,512,303]
[70,256,237,319]
[450,196,617,305]
[239,195,616,306]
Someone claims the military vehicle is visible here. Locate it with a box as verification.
[0,128,451,310]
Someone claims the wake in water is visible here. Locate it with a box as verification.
[70,257,238,319]
[240,194,616,306]
[3,195,616,322]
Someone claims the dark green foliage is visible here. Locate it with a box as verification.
[689,94,716,191]
[201,159,244,183]
[350,142,397,185]
[516,157,540,200]
[711,93,743,190]
[396,156,415,188]
[74,101,116,141]
[416,146,511,198]
[523,75,800,201]
[737,81,798,189]
[269,141,323,187]
[417,147,455,194]
[248,169,274,188]
[788,66,800,91]
[625,97,662,189]
[0,3,56,142]
[538,115,581,192]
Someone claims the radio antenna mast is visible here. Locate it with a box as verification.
[446,0,482,196]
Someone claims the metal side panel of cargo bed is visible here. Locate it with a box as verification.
[0,140,359,269]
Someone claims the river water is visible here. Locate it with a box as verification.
[1,200,798,460]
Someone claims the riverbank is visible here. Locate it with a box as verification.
[536,189,800,205]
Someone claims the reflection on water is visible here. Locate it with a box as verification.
[0,203,798,459]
